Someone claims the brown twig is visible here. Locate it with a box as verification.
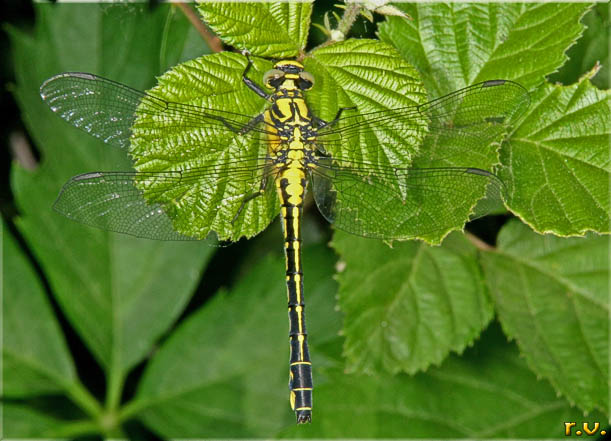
[9,131,37,171]
[465,231,495,252]
[172,2,223,53]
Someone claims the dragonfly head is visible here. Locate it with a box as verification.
[264,60,314,91]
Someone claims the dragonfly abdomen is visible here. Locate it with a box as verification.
[277,170,312,423]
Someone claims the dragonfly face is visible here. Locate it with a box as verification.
[40,52,529,424]
[263,60,314,92]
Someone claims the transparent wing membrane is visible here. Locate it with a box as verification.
[40,73,275,150]
[54,158,274,240]
[311,159,506,240]
[316,80,530,163]
[42,69,529,242]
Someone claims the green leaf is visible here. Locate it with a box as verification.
[159,4,213,69]
[500,76,610,235]
[550,3,610,89]
[2,402,96,438]
[131,52,279,241]
[197,1,312,58]
[2,225,76,397]
[131,39,426,241]
[306,39,427,166]
[380,3,609,237]
[280,324,605,438]
[10,2,213,394]
[379,3,591,96]
[128,246,339,437]
[331,231,493,374]
[481,220,609,414]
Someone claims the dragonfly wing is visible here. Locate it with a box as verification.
[310,158,506,241]
[40,73,272,150]
[55,171,195,240]
[54,157,278,241]
[316,80,529,165]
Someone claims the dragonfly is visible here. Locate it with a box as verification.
[40,51,529,424]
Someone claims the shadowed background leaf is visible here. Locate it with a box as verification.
[278,323,606,438]
[127,245,339,437]
[482,220,609,414]
[8,3,214,431]
[332,231,493,375]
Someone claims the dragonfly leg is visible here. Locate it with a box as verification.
[242,50,270,100]
[239,113,265,135]
[314,106,358,129]
[231,177,267,224]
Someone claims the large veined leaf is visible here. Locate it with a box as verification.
[380,2,609,237]
[10,1,213,402]
[3,226,76,397]
[379,2,591,96]
[500,75,610,235]
[550,3,609,89]
[130,38,427,241]
[306,38,427,166]
[481,220,609,414]
[2,402,97,438]
[279,324,606,438]
[331,231,493,374]
[130,52,278,241]
[127,246,339,437]
[197,1,312,58]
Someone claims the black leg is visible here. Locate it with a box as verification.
[314,106,357,129]
[231,176,268,224]
[242,50,270,100]
[239,113,265,135]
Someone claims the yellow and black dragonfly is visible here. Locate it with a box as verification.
[40,52,529,423]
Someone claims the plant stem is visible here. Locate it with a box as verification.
[465,231,495,251]
[116,398,152,423]
[105,365,125,414]
[336,3,362,37]
[48,420,101,438]
[310,2,363,52]
[173,1,223,53]
[64,381,104,420]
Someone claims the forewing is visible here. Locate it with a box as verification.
[311,158,506,242]
[54,157,279,241]
[316,80,530,166]
[40,73,273,150]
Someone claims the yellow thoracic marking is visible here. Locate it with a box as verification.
[288,150,304,160]
[276,99,292,121]
[296,100,309,122]
[274,60,304,69]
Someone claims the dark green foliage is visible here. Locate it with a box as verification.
[4,1,608,437]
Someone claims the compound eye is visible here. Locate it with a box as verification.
[298,71,314,90]
[263,69,285,89]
